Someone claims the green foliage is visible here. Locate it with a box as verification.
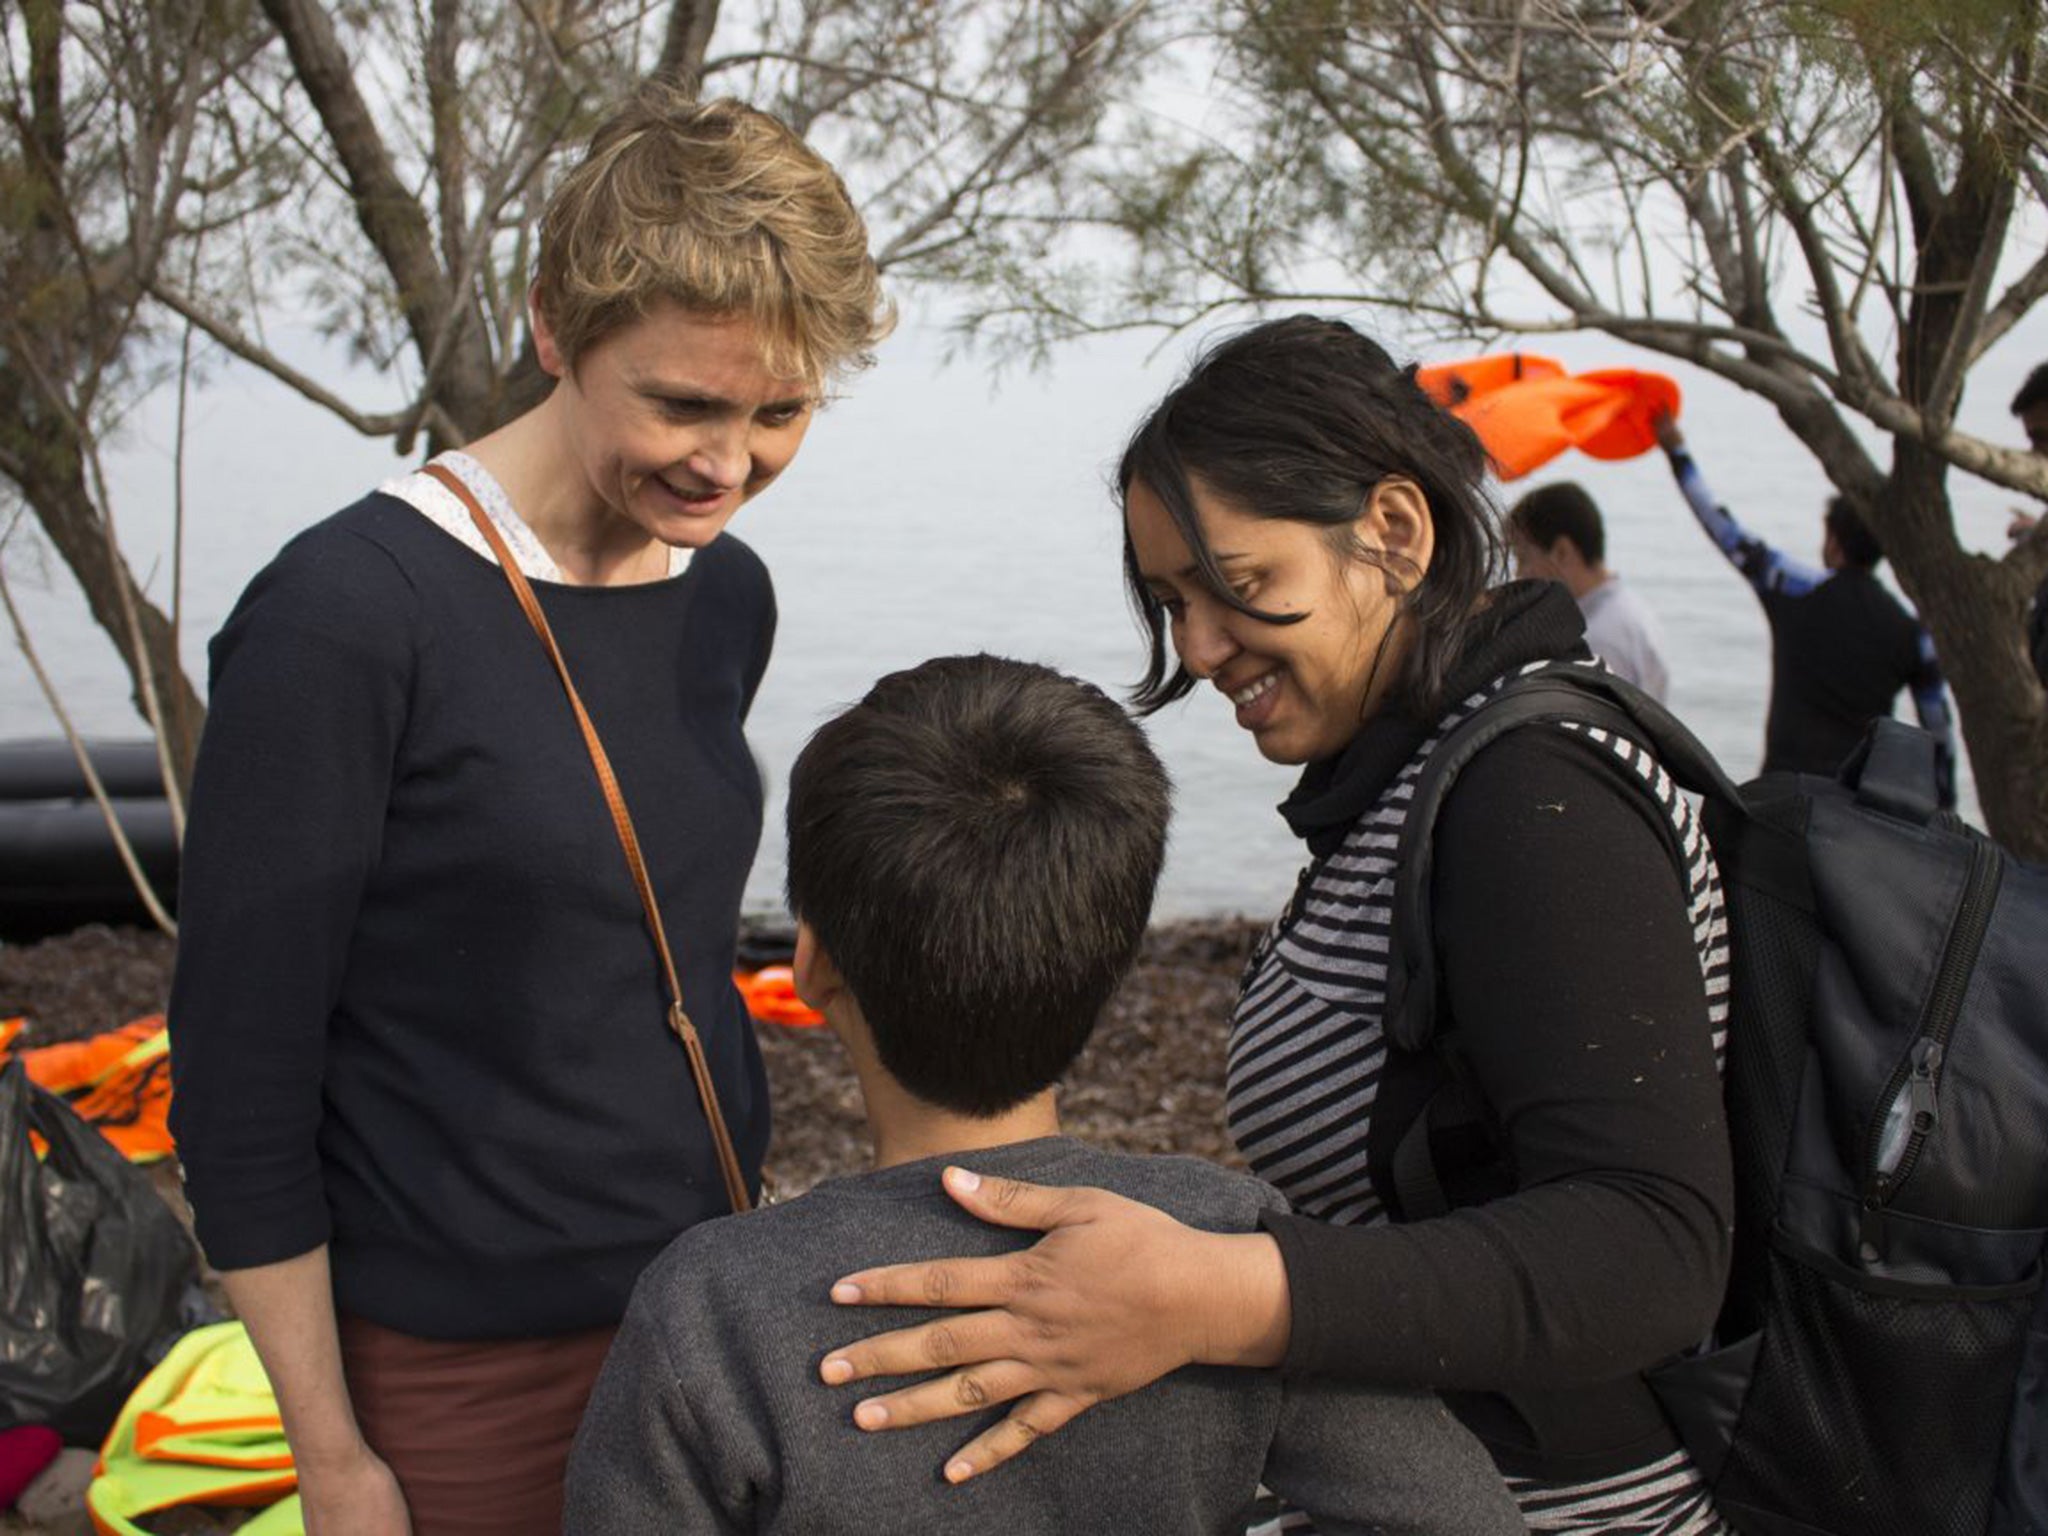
[918,0,2048,845]
[951,0,2040,383]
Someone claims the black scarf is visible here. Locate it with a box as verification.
[1278,581,1590,857]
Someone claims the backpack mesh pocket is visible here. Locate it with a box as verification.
[1718,1229,2037,1536]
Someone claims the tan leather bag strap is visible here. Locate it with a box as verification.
[422,462,751,1213]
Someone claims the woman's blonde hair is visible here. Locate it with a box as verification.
[536,87,893,387]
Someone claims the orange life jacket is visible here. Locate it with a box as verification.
[733,966,824,1028]
[1419,353,1680,480]
[0,965,822,1157]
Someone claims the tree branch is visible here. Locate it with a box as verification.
[1883,83,1943,245]
[1918,21,2037,423]
[1972,250,2048,365]
[1848,391,2048,501]
[428,0,466,273]
[657,0,719,93]
[0,317,189,833]
[1921,158,2015,425]
[875,6,1147,269]
[700,50,1014,112]
[1737,124,1879,396]
[144,279,417,436]
[1401,27,1600,318]
[257,0,456,372]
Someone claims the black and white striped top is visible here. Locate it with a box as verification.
[1230,659,1732,1535]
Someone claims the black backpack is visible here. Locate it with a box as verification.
[1382,666,2048,1536]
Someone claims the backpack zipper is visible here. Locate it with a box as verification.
[1860,833,2003,1227]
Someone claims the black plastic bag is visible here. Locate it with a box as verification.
[0,1057,202,1442]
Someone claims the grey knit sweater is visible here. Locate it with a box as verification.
[565,1136,1522,1534]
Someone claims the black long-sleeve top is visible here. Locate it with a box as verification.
[1237,584,1735,1482]
[167,493,774,1339]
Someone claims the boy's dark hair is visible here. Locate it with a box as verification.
[1118,315,1504,720]
[1825,496,1885,570]
[2010,362,2048,416]
[785,654,1170,1118]
[1506,482,1606,565]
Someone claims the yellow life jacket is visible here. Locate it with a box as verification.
[88,1322,300,1536]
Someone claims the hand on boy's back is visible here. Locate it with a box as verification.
[2011,509,2041,542]
[821,1169,1289,1484]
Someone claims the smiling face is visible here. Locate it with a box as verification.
[1124,475,1428,765]
[535,303,816,549]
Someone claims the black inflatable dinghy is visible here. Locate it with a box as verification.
[0,740,178,939]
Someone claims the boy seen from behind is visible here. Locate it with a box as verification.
[565,654,1520,1535]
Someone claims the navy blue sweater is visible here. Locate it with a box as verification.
[168,493,773,1338]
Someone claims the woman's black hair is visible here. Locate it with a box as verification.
[1117,315,1505,719]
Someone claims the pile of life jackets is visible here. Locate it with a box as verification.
[87,1322,299,1536]
[2,955,815,1532]
[0,1016,173,1162]
[0,970,818,1177]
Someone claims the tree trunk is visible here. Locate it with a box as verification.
[3,0,203,793]
[1885,449,2048,859]
[8,404,203,792]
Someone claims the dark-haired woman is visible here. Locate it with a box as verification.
[816,316,1736,1532]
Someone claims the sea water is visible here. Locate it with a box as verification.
[1,313,2036,920]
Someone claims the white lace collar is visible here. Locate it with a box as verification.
[379,450,693,582]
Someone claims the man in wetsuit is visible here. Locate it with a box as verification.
[1654,413,1957,805]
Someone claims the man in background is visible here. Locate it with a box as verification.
[1506,481,1672,699]
[1654,414,1957,804]
[2004,362,2048,688]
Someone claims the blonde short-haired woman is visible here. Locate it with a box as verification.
[168,89,891,1535]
